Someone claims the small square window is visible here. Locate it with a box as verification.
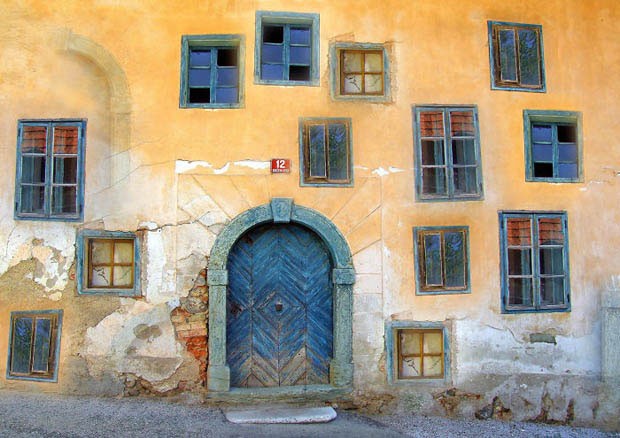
[414,227,470,294]
[14,120,86,221]
[524,110,583,182]
[7,310,62,382]
[77,230,141,296]
[180,35,245,108]
[413,106,483,201]
[255,11,319,86]
[330,43,390,101]
[386,321,449,383]
[299,118,352,186]
[488,21,545,92]
[499,212,570,313]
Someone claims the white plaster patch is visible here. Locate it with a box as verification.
[371,166,405,176]
[213,162,230,174]
[144,228,178,304]
[48,292,62,301]
[353,241,382,274]
[175,160,213,174]
[175,159,270,175]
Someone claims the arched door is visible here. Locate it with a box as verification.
[226,223,333,387]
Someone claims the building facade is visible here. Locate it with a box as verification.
[0,0,619,429]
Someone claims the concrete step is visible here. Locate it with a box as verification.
[224,406,337,424]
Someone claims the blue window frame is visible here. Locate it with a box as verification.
[299,118,352,187]
[414,227,470,295]
[330,42,390,102]
[14,120,86,221]
[386,321,450,383]
[413,106,483,201]
[499,212,570,313]
[180,35,245,108]
[77,230,141,296]
[255,11,319,86]
[488,21,545,92]
[7,310,63,382]
[524,110,583,182]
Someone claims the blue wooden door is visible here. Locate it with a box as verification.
[226,223,333,387]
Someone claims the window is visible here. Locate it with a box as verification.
[330,43,389,101]
[7,310,62,382]
[386,321,449,382]
[488,21,545,92]
[180,35,244,108]
[77,230,141,296]
[414,227,470,294]
[299,118,352,186]
[524,110,582,182]
[413,106,483,201]
[255,11,319,86]
[499,212,570,313]
[14,120,86,221]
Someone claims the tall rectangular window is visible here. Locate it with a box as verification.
[414,106,483,201]
[300,118,352,186]
[180,35,244,108]
[14,120,86,221]
[7,310,62,382]
[255,11,319,86]
[414,227,469,294]
[488,21,545,92]
[499,212,570,313]
[524,110,582,182]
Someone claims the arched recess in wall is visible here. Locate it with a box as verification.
[60,30,132,185]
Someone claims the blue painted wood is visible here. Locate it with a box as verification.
[227,223,333,387]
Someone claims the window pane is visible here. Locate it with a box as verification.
[444,232,466,288]
[114,241,134,263]
[533,144,553,162]
[540,277,565,306]
[91,240,113,264]
[216,68,238,86]
[21,126,47,153]
[539,217,564,245]
[423,234,442,286]
[532,124,552,142]
[423,356,443,377]
[215,87,238,104]
[400,331,421,355]
[421,168,447,195]
[343,74,363,94]
[558,144,578,163]
[419,112,444,137]
[53,127,78,154]
[20,185,45,214]
[364,74,383,93]
[290,27,310,45]
[290,46,311,65]
[32,318,52,373]
[51,186,77,215]
[217,48,237,67]
[189,88,211,103]
[518,29,541,86]
[453,167,478,194]
[423,332,442,354]
[401,356,421,378]
[328,123,348,180]
[21,156,46,184]
[289,65,310,81]
[189,49,211,67]
[450,111,474,137]
[263,25,283,43]
[113,266,134,287]
[498,29,517,82]
[53,157,77,184]
[342,51,362,72]
[11,317,33,374]
[189,68,211,86]
[557,125,576,143]
[540,248,564,275]
[261,63,284,80]
[557,163,578,179]
[452,139,476,165]
[506,218,531,246]
[262,44,283,63]
[364,53,382,73]
[421,140,445,165]
[308,125,326,178]
[508,277,533,306]
[90,266,112,287]
[508,248,532,275]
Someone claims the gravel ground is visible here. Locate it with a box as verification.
[0,389,617,438]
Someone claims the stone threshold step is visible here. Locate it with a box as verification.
[224,406,337,424]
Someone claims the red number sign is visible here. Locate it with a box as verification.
[271,159,291,173]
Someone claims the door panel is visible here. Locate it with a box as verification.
[226,223,333,387]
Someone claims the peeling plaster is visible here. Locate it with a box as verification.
[175,159,270,175]
[371,166,405,176]
[144,228,177,304]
